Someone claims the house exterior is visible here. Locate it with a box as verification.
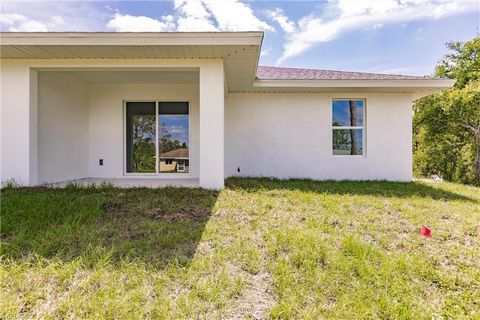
[0,32,454,189]
[159,148,189,173]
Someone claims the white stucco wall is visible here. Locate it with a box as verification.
[1,58,414,186]
[0,59,223,187]
[88,83,199,178]
[199,60,224,189]
[0,61,37,185]
[225,93,413,181]
[37,72,89,183]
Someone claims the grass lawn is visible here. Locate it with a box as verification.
[1,178,479,319]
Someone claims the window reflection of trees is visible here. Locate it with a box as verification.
[132,115,156,172]
[332,100,364,156]
[349,100,359,155]
[159,123,188,154]
[127,102,189,174]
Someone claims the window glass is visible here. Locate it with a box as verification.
[333,129,363,155]
[126,102,190,174]
[159,102,189,173]
[332,100,364,127]
[126,102,156,173]
[332,99,365,156]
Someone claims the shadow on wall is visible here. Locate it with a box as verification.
[225,177,476,202]
[0,186,219,268]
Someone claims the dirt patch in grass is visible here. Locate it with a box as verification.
[1,179,479,319]
[151,207,211,222]
[227,270,274,320]
[100,189,215,223]
[1,187,219,268]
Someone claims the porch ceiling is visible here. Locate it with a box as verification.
[68,70,199,84]
[0,32,263,92]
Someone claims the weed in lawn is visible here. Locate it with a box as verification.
[1,178,479,319]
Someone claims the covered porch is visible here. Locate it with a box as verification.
[0,32,263,189]
[20,64,223,189]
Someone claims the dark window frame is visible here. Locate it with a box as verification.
[124,101,190,175]
[332,99,366,156]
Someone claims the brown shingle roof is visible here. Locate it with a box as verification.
[160,148,188,159]
[256,66,432,80]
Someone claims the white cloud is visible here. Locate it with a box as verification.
[0,13,27,25]
[107,0,273,33]
[9,20,48,32]
[261,46,272,57]
[0,1,112,32]
[277,0,479,64]
[202,0,273,32]
[337,0,399,17]
[50,16,64,26]
[268,8,296,33]
[0,13,64,32]
[174,0,218,31]
[107,13,175,32]
[166,125,188,134]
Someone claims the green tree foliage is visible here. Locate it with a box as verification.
[413,36,480,184]
[159,124,187,154]
[132,115,155,173]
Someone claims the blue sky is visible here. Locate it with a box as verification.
[160,115,189,145]
[1,0,478,75]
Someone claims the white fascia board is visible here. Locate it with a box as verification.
[253,79,456,89]
[0,32,264,46]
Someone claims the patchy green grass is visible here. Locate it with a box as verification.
[1,178,479,319]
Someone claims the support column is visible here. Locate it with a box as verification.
[0,62,38,185]
[199,60,224,189]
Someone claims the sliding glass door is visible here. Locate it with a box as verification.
[125,101,189,174]
[126,102,156,173]
[158,102,189,173]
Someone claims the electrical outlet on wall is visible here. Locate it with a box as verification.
[99,159,104,166]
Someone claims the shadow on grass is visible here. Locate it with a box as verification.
[1,178,475,268]
[0,186,219,268]
[225,177,476,202]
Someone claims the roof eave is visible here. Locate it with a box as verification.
[0,31,264,46]
[228,78,456,94]
[0,32,264,93]
[253,79,456,89]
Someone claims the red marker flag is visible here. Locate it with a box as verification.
[420,226,431,238]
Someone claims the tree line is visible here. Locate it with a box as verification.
[413,36,480,185]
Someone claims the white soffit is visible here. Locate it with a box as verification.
[0,32,263,92]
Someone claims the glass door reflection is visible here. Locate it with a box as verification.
[126,102,156,173]
[158,102,189,173]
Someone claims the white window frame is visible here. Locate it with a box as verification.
[123,100,191,177]
[332,98,366,157]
